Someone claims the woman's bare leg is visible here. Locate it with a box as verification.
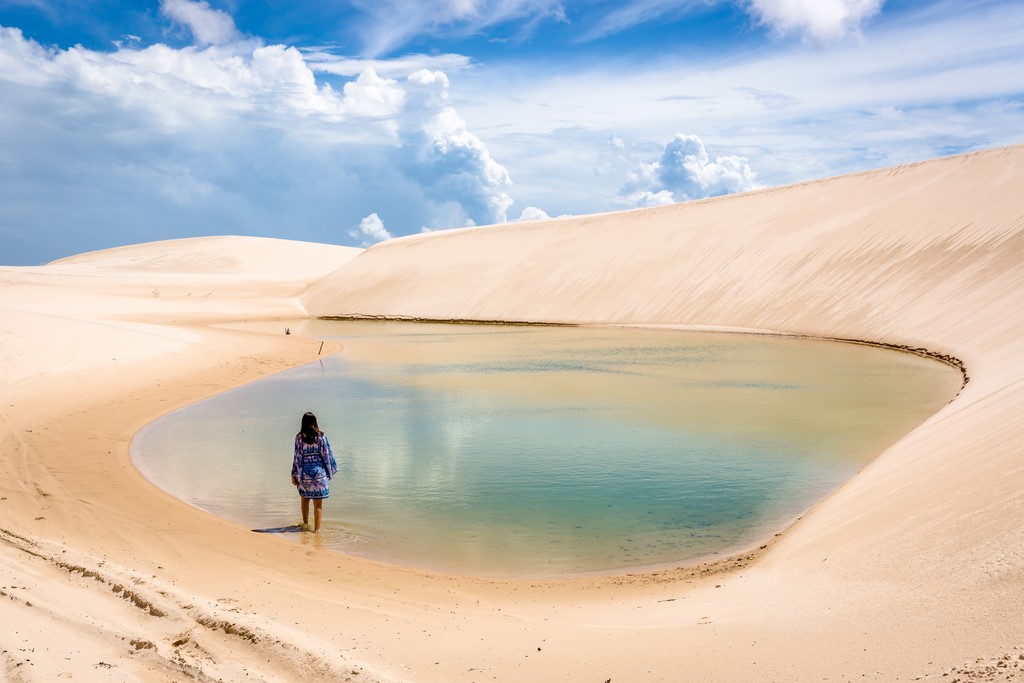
[301,497,310,527]
[313,499,323,533]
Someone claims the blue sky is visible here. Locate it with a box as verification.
[1,0,1022,264]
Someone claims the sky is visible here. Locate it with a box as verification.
[0,0,1022,264]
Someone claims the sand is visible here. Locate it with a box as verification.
[1,147,1023,681]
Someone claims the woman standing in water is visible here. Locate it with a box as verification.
[290,412,338,533]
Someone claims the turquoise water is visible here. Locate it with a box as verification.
[132,321,962,577]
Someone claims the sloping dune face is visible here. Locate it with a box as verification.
[2,148,1022,681]
[301,147,1024,632]
[302,146,1024,358]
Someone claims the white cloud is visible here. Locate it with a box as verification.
[618,189,677,208]
[351,0,566,56]
[40,40,345,131]
[515,206,551,222]
[349,213,393,246]
[0,23,517,262]
[160,0,243,46]
[341,0,881,53]
[656,134,758,199]
[447,1,1024,218]
[1,0,1020,264]
[577,0,710,42]
[746,0,883,44]
[616,134,758,207]
[340,68,405,120]
[303,51,473,79]
[398,69,514,227]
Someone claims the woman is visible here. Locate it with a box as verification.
[290,412,338,533]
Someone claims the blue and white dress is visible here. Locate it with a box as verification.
[291,433,338,499]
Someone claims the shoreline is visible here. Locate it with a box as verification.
[2,146,1023,681]
[136,321,803,584]
[188,316,959,583]
[320,315,971,388]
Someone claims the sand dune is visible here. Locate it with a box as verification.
[2,147,1023,681]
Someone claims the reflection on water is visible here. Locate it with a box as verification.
[132,321,962,577]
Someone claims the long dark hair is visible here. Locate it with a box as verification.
[299,411,323,444]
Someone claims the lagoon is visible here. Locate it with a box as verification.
[132,321,962,577]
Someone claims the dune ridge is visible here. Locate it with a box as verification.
[1,147,1023,681]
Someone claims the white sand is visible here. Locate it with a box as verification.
[2,147,1023,681]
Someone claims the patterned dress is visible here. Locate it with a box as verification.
[291,433,338,499]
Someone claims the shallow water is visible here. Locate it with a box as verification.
[132,321,962,577]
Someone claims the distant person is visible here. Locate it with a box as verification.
[290,412,338,533]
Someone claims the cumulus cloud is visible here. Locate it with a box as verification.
[746,0,883,43]
[349,213,393,246]
[398,69,514,227]
[615,134,758,208]
[0,17,518,262]
[340,68,405,121]
[160,0,243,46]
[515,206,551,222]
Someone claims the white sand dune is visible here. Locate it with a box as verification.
[1,146,1022,681]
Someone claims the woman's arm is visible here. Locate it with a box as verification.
[322,435,339,478]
